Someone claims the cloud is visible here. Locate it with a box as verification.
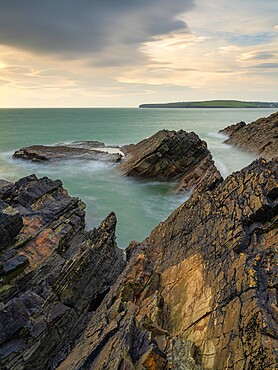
[237,51,276,61]
[0,0,194,65]
[250,62,278,68]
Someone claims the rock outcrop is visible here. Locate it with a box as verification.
[120,129,222,192]
[1,158,277,370]
[58,158,277,370]
[220,111,278,159]
[0,175,125,369]
[13,142,123,163]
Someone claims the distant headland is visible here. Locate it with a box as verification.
[139,99,278,108]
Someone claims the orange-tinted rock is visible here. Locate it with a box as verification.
[59,159,277,369]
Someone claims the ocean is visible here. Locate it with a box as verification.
[0,107,276,247]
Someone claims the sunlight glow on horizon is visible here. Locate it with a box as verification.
[0,0,277,107]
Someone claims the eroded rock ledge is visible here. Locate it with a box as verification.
[1,158,277,369]
[219,111,278,160]
[120,129,222,192]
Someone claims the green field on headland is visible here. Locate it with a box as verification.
[139,100,278,109]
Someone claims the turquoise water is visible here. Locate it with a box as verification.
[0,108,276,247]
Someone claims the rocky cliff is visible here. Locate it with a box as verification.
[0,158,277,369]
[0,175,125,369]
[220,111,278,160]
[57,158,277,369]
[120,129,222,193]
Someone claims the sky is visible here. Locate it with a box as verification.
[0,0,277,107]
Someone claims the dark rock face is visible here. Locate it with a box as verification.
[0,200,23,248]
[220,111,278,159]
[13,143,123,163]
[58,159,277,370]
[0,175,125,369]
[120,129,222,192]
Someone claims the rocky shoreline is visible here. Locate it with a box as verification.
[1,112,277,369]
[0,159,277,369]
[13,129,222,193]
[219,111,278,160]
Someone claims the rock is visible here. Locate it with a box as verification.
[0,174,125,369]
[0,200,23,248]
[219,111,278,159]
[0,180,12,191]
[1,158,277,369]
[119,129,222,192]
[13,143,123,163]
[59,158,277,370]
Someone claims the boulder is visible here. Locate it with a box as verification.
[120,129,222,192]
[219,111,278,159]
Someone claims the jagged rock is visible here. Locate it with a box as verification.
[1,158,277,370]
[0,175,125,369]
[59,158,277,370]
[13,143,123,163]
[219,111,278,159]
[120,129,222,192]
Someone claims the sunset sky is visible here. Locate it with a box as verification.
[0,0,277,107]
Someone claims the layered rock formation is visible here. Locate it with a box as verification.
[1,159,277,369]
[0,175,125,369]
[220,111,278,159]
[13,142,123,163]
[13,131,222,193]
[57,158,277,369]
[120,129,222,192]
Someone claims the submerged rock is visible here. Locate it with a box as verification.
[13,143,123,163]
[0,174,125,369]
[120,129,222,192]
[219,111,278,159]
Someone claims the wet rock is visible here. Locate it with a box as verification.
[13,143,123,163]
[0,175,125,369]
[220,111,278,159]
[119,129,222,192]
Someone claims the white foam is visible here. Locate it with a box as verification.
[214,158,229,178]
[207,131,229,140]
[90,147,125,157]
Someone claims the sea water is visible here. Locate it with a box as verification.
[0,108,276,247]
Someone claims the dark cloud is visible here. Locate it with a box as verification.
[248,52,276,60]
[0,0,194,64]
[250,62,278,68]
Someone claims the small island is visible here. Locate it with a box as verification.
[139,99,278,109]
